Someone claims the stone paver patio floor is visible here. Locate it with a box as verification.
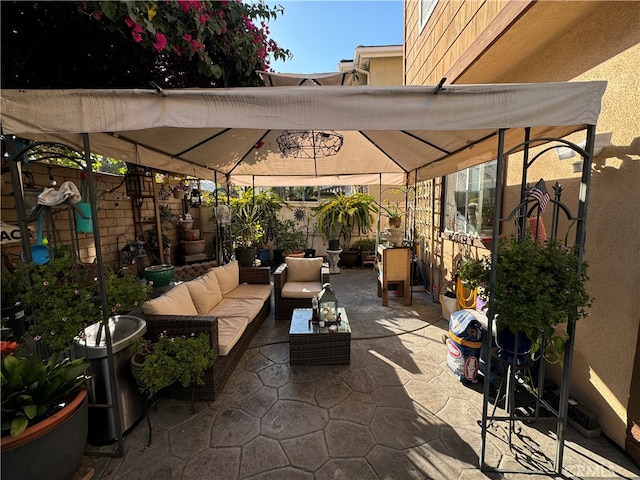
[78,268,640,480]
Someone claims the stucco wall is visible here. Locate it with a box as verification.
[404,0,640,450]
[368,57,404,85]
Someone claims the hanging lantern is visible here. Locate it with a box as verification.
[125,165,152,197]
[190,188,201,207]
[318,283,339,323]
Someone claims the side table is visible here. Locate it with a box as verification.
[289,308,351,365]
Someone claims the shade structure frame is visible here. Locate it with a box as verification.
[0,81,607,186]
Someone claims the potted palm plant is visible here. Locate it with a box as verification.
[315,193,376,267]
[458,235,593,362]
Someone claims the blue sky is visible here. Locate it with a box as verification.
[264,1,404,74]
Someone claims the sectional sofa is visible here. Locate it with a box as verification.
[140,260,271,401]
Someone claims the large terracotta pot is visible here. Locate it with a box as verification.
[1,389,88,480]
[180,239,205,256]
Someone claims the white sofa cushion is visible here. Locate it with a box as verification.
[285,257,323,282]
[209,298,265,324]
[186,269,223,315]
[214,260,240,296]
[281,281,323,299]
[217,316,249,356]
[141,283,199,316]
[224,284,272,303]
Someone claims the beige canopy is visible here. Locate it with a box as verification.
[0,81,606,186]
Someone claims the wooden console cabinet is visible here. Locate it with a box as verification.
[375,245,411,306]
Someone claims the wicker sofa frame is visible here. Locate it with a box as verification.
[273,261,330,321]
[142,266,271,401]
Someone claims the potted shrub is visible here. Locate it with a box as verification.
[273,219,305,260]
[130,332,216,397]
[458,235,593,362]
[1,342,90,480]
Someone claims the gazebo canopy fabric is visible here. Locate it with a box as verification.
[0,81,606,186]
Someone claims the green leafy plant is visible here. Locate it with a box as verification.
[458,235,593,360]
[20,255,150,352]
[131,332,216,396]
[351,238,377,251]
[228,203,265,248]
[293,207,319,250]
[315,193,376,250]
[274,219,305,253]
[377,201,402,219]
[1,343,89,438]
[3,1,292,89]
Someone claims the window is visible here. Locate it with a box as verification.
[443,160,498,237]
[419,0,438,33]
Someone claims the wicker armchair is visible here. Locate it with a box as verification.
[273,257,330,321]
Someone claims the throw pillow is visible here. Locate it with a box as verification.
[141,283,199,316]
[214,260,240,295]
[186,269,223,314]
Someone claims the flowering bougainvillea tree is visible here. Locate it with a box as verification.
[1,0,291,88]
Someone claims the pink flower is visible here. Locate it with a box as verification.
[132,31,143,43]
[183,33,192,42]
[43,281,49,286]
[190,40,205,53]
[153,33,167,52]
[124,17,135,28]
[91,10,103,21]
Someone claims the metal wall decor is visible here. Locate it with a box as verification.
[276,130,343,158]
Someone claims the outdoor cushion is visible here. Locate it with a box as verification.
[209,298,264,324]
[142,283,199,316]
[281,281,324,299]
[217,316,249,356]
[285,257,324,282]
[224,283,272,303]
[185,269,223,315]
[214,260,240,296]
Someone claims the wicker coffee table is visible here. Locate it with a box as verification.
[289,308,351,365]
